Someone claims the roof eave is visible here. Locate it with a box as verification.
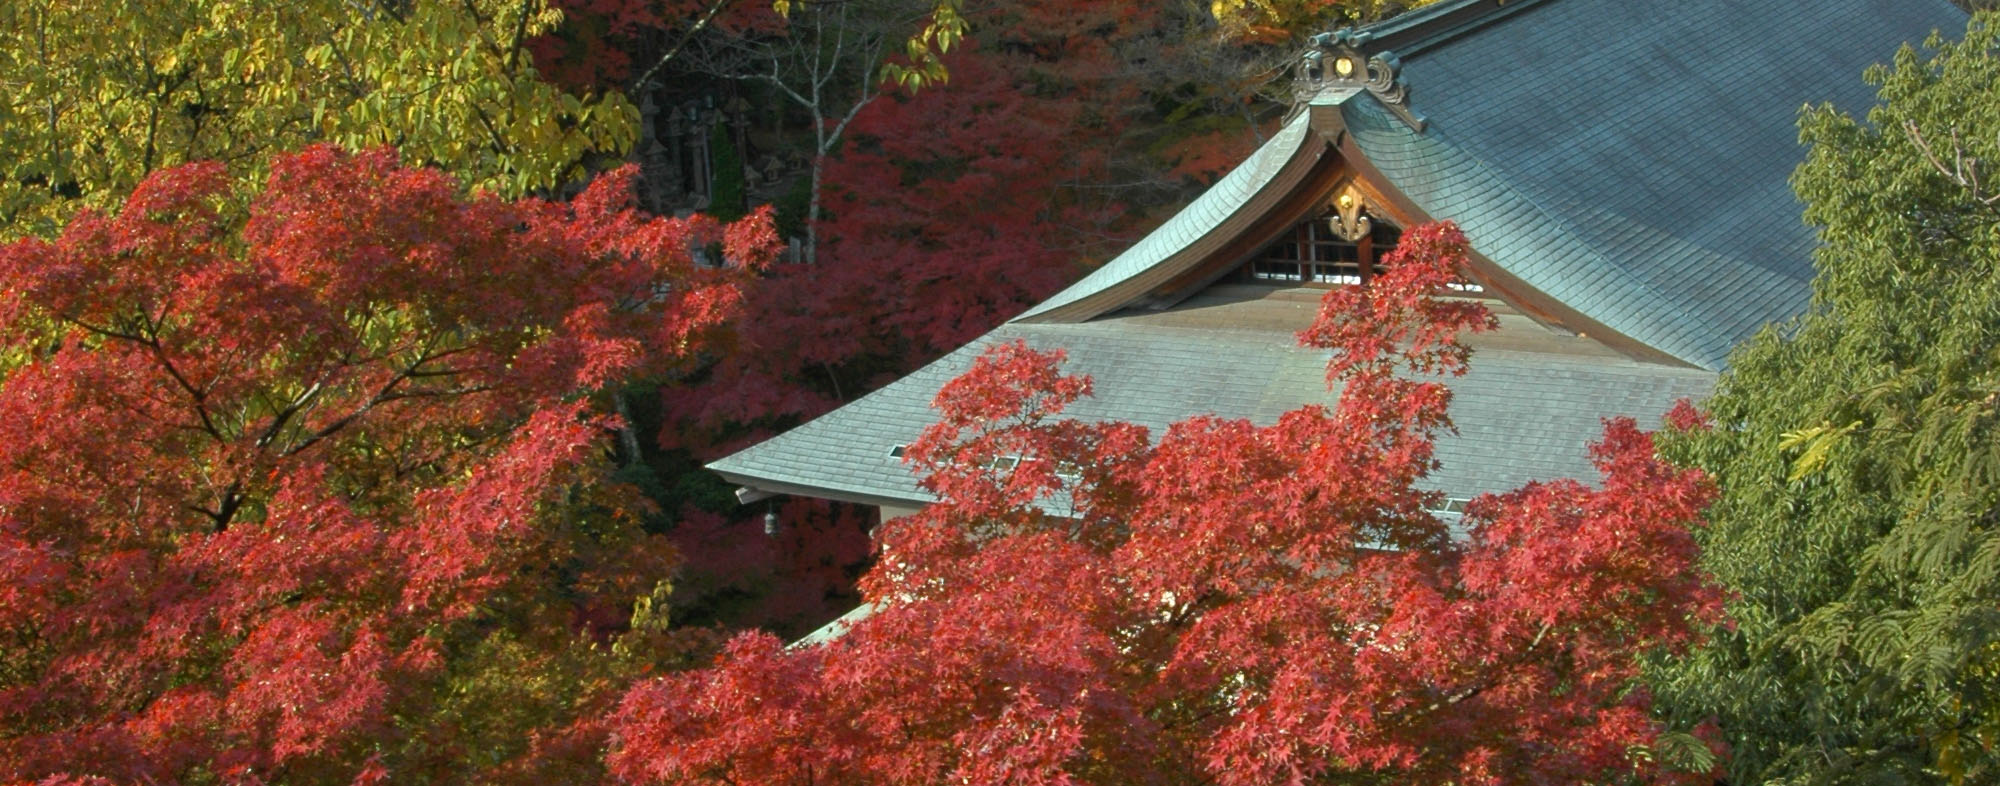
[1015,101,1351,324]
[707,468,935,510]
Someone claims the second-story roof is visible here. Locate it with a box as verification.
[1022,0,1966,370]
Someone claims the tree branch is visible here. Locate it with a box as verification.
[1904,120,2000,217]
[501,0,536,74]
[629,0,740,94]
[280,344,481,457]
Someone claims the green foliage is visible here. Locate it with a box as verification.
[708,122,747,222]
[1651,12,2000,784]
[871,0,964,90]
[773,170,815,240]
[1208,0,1436,42]
[0,0,636,240]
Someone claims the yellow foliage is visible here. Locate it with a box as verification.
[878,0,964,92]
[0,0,637,239]
[1777,420,1862,482]
[1208,0,1437,42]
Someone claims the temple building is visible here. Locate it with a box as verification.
[708,0,1968,525]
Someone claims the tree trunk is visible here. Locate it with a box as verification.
[805,148,824,264]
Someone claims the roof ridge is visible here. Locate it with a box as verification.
[1346,0,1555,57]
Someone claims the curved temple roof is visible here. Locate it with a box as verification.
[1023,0,1965,370]
[1016,105,1327,321]
[709,0,1969,509]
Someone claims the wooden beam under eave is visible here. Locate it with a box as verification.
[1132,125,1496,315]
[1134,101,1363,306]
[1140,147,1358,306]
[1308,101,1349,144]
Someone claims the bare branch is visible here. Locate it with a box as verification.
[630,0,740,94]
[281,342,482,457]
[1903,120,2000,216]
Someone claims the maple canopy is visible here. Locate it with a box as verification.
[0,147,779,783]
[609,223,1727,785]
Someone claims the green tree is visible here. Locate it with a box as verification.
[1650,12,2000,785]
[707,121,746,222]
[0,0,637,239]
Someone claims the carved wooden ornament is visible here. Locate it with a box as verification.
[1298,29,1427,132]
[1330,184,1372,241]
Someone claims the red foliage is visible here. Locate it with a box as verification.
[0,147,778,783]
[531,0,784,91]
[1163,126,1267,184]
[523,0,1182,644]
[665,498,875,636]
[659,35,1147,451]
[608,222,1727,785]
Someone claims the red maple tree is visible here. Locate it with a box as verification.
[0,147,779,784]
[646,16,1168,636]
[658,33,1149,447]
[531,0,787,92]
[609,223,1726,785]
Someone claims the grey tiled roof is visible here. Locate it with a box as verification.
[1355,0,1966,369]
[709,316,1716,508]
[1016,106,1325,320]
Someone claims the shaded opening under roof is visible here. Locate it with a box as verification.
[1229,205,1485,295]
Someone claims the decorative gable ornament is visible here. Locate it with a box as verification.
[1331,184,1372,241]
[1299,29,1427,132]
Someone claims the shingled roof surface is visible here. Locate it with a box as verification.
[709,293,1716,509]
[1353,0,1965,369]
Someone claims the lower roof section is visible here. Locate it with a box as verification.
[708,286,1716,510]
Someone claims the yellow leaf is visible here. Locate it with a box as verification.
[1779,420,1862,482]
